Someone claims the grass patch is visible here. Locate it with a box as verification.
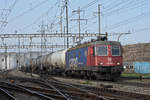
[78,80,90,84]
[122,72,150,78]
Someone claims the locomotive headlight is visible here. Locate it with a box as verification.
[100,62,103,65]
[117,62,120,65]
[98,62,104,65]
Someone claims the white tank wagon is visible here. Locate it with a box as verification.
[39,55,48,66]
[21,49,68,75]
[46,49,68,68]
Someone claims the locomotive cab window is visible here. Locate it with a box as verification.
[95,45,108,56]
[111,46,120,56]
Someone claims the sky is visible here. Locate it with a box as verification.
[0,0,150,52]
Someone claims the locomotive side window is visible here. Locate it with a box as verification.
[96,46,108,56]
[112,46,120,56]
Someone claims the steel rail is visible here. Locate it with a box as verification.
[0,88,17,100]
[39,80,71,100]
[18,86,56,100]
[8,76,103,100]
[0,84,66,100]
[47,77,150,100]
[0,81,56,100]
[70,83,150,100]
[44,77,107,100]
[6,77,72,100]
[5,76,107,100]
[16,80,91,100]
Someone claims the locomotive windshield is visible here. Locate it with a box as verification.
[95,46,108,56]
[111,46,120,56]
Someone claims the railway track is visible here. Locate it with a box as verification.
[0,76,108,100]
[114,80,150,88]
[1,70,150,100]
[71,83,150,100]
[0,87,17,100]
[57,76,150,88]
[49,77,150,100]
[0,81,56,100]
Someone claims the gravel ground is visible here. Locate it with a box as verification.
[2,70,150,96]
[53,77,150,95]
[123,78,150,84]
[0,70,43,100]
[7,70,40,78]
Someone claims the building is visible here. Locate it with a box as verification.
[0,52,42,70]
[123,43,150,73]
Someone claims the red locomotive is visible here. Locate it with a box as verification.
[65,39,123,80]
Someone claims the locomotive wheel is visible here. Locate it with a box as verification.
[68,71,72,78]
[74,71,78,78]
[83,71,89,79]
[111,73,121,82]
[91,75,97,80]
[71,71,74,78]
[79,71,83,79]
[76,71,81,79]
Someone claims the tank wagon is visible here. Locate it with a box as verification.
[23,39,123,80]
[27,50,68,75]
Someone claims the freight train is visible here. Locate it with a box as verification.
[22,39,123,80]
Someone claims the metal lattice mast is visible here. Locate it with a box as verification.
[65,0,69,48]
[71,7,87,44]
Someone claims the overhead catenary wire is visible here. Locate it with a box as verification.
[104,11,150,31]
[52,0,100,33]
[81,0,99,10]
[46,0,62,32]
[51,0,98,32]
[1,0,150,50]
[18,0,61,32]
[104,0,130,11]
[8,0,49,23]
[0,0,19,33]
[104,0,148,17]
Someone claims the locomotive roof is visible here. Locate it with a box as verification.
[68,40,121,51]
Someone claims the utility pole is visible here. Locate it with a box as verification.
[40,20,47,55]
[59,16,63,34]
[98,4,101,34]
[18,35,20,68]
[59,3,65,34]
[29,37,33,77]
[16,30,21,69]
[16,30,20,69]
[4,43,7,70]
[72,7,87,44]
[65,0,69,48]
[64,26,66,49]
[1,38,7,70]
[94,4,102,35]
